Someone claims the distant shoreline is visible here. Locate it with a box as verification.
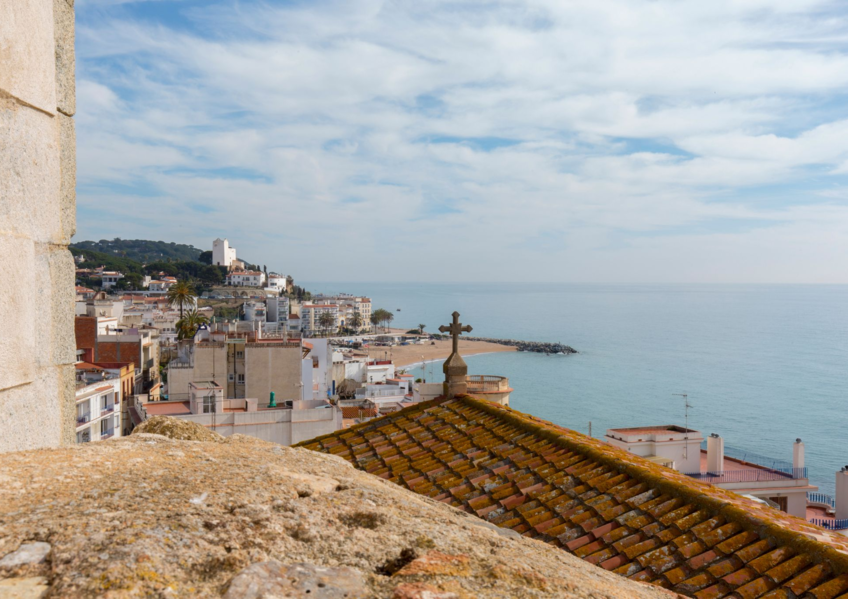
[365,338,516,368]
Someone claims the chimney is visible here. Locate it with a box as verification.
[706,433,724,474]
[793,438,805,471]
[837,467,848,521]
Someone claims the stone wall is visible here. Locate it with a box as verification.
[0,0,76,451]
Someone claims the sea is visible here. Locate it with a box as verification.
[304,282,848,496]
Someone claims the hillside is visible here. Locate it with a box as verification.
[71,238,203,263]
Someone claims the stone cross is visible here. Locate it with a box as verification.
[439,311,473,357]
[439,312,472,398]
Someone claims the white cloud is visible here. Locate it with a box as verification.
[73,0,848,282]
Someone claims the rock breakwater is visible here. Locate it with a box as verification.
[435,335,577,355]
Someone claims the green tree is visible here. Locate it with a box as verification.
[371,308,393,333]
[176,309,209,340]
[167,280,197,319]
[198,250,213,265]
[318,311,335,337]
[350,312,363,332]
[418,324,426,334]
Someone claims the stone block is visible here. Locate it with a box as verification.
[0,367,62,452]
[53,0,75,116]
[58,363,76,446]
[0,97,63,244]
[0,0,57,115]
[58,113,76,243]
[0,234,36,392]
[45,244,76,367]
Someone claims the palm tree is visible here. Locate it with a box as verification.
[350,312,363,332]
[167,280,196,319]
[418,324,426,335]
[370,313,381,333]
[176,309,208,340]
[384,312,394,332]
[318,311,335,337]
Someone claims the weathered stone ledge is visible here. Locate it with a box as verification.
[0,423,673,598]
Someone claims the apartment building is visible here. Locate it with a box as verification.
[167,337,305,402]
[74,368,122,443]
[75,316,161,400]
[266,296,290,323]
[311,294,371,331]
[226,270,265,287]
[300,304,339,335]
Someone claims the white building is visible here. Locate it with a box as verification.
[605,426,815,519]
[100,271,124,289]
[75,371,122,443]
[135,381,341,445]
[212,238,238,269]
[267,296,290,323]
[148,280,174,292]
[226,270,265,287]
[301,304,339,335]
[243,301,267,322]
[266,274,287,292]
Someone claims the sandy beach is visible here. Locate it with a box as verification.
[365,338,516,368]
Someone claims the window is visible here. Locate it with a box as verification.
[203,395,216,414]
[237,374,245,384]
[228,373,234,382]
[236,351,244,358]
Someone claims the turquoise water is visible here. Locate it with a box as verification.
[304,282,848,495]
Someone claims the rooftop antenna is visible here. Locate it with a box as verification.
[672,393,693,460]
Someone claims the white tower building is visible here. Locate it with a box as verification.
[212,238,238,269]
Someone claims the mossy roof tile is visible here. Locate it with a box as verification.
[299,395,848,599]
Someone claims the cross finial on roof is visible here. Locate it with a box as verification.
[438,311,472,357]
[439,312,472,398]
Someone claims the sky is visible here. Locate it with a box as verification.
[74,0,848,283]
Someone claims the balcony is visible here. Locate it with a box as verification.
[100,428,115,440]
[101,404,115,415]
[810,518,848,531]
[466,375,513,394]
[76,413,91,427]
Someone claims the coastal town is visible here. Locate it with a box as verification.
[6,1,848,595]
[68,237,848,540]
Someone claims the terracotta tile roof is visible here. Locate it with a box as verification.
[341,406,379,419]
[299,395,848,599]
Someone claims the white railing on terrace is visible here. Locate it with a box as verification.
[683,468,807,484]
[808,492,836,508]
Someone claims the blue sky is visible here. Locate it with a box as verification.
[74,0,848,282]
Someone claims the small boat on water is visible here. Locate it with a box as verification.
[396,308,401,311]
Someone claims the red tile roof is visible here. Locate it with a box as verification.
[341,406,379,419]
[300,395,848,599]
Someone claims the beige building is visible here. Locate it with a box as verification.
[168,338,305,403]
[0,0,78,451]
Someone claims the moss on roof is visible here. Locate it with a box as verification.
[300,395,848,598]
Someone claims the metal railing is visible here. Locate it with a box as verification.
[100,429,114,440]
[683,467,807,484]
[808,492,836,508]
[700,440,795,472]
[810,518,848,530]
[76,413,91,426]
[101,404,115,414]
